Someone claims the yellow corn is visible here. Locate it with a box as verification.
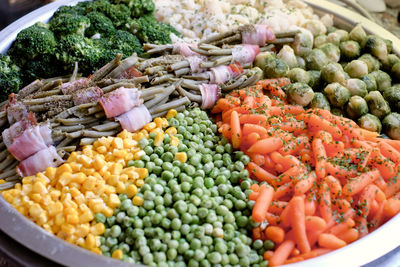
[175,152,187,163]
[132,196,144,206]
[154,131,164,146]
[91,223,105,235]
[126,184,138,198]
[136,168,148,179]
[165,126,177,135]
[107,194,120,209]
[166,109,177,119]
[112,249,123,259]
[170,136,179,146]
[144,122,157,131]
[85,234,96,249]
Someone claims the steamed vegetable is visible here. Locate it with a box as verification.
[364,91,391,119]
[0,55,22,101]
[358,113,382,133]
[324,83,351,108]
[383,113,400,139]
[346,95,368,119]
[286,82,315,106]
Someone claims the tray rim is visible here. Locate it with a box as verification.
[0,0,399,266]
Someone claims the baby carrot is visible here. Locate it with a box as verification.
[307,114,343,139]
[264,250,274,261]
[239,114,269,125]
[242,124,269,139]
[248,153,266,166]
[265,226,285,244]
[319,181,332,223]
[336,228,359,243]
[269,240,295,267]
[327,218,355,236]
[231,111,241,149]
[247,137,283,154]
[242,132,261,147]
[304,196,317,216]
[269,201,288,214]
[305,216,327,232]
[274,182,293,200]
[318,233,346,249]
[312,138,327,179]
[325,175,342,197]
[383,198,400,218]
[291,196,311,253]
[252,184,274,222]
[342,170,380,196]
[247,162,277,185]
[381,139,400,153]
[294,171,316,196]
[378,141,400,164]
[279,136,309,155]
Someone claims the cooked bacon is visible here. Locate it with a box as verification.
[232,45,260,65]
[242,24,276,46]
[100,87,143,118]
[60,78,92,95]
[8,122,52,161]
[72,86,104,105]
[200,84,220,109]
[2,112,37,148]
[173,43,199,57]
[7,94,28,124]
[187,56,205,73]
[116,105,151,132]
[117,66,143,79]
[17,146,64,177]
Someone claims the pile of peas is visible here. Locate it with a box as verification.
[94,108,273,266]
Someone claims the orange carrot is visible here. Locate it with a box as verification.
[275,165,305,187]
[284,256,304,264]
[257,77,291,88]
[279,121,306,134]
[318,233,347,249]
[324,141,345,157]
[358,184,385,216]
[355,216,368,238]
[247,162,277,185]
[336,228,359,243]
[242,124,269,139]
[269,105,304,117]
[305,216,327,231]
[381,139,400,153]
[269,201,288,214]
[239,114,269,125]
[385,173,400,198]
[383,198,400,218]
[312,138,327,179]
[342,170,380,196]
[249,191,259,201]
[332,199,351,213]
[279,136,309,155]
[304,197,317,216]
[279,200,293,228]
[325,175,342,197]
[319,181,332,223]
[252,184,274,222]
[291,196,311,253]
[307,114,343,139]
[249,153,266,166]
[378,141,400,164]
[264,250,274,261]
[274,182,293,200]
[265,212,281,226]
[269,240,295,267]
[294,171,316,196]
[326,218,355,236]
[242,132,261,147]
[299,248,333,259]
[242,96,255,110]
[326,161,358,180]
[230,111,241,149]
[265,226,285,244]
[247,137,283,154]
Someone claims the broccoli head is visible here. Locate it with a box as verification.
[21,54,64,84]
[110,0,155,18]
[52,5,86,19]
[85,0,131,28]
[0,55,22,101]
[109,30,143,56]
[86,11,116,37]
[56,34,103,74]
[49,13,90,37]
[129,14,181,45]
[8,23,57,65]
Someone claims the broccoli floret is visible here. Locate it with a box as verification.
[86,11,116,37]
[8,22,57,65]
[0,55,22,101]
[52,5,86,19]
[129,14,181,45]
[21,54,64,84]
[110,30,143,56]
[110,0,155,18]
[56,34,103,74]
[49,13,90,37]
[85,0,131,28]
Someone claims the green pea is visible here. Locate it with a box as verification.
[94,213,106,224]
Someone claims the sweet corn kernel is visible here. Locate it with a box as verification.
[112,137,124,150]
[113,149,127,158]
[132,196,144,206]
[22,176,33,184]
[56,164,72,178]
[79,210,94,224]
[96,145,107,154]
[91,223,105,235]
[77,155,92,168]
[91,248,102,255]
[135,179,144,187]
[76,223,90,237]
[93,156,105,171]
[85,234,96,248]
[133,150,145,160]
[82,176,96,191]
[110,163,123,175]
[170,136,179,146]
[102,206,113,217]
[49,190,61,201]
[144,122,157,132]
[154,131,164,146]
[166,109,177,119]
[165,127,177,136]
[153,117,164,128]
[0,179,6,185]
[175,152,187,163]
[126,184,138,198]
[116,181,126,194]
[107,194,120,208]
[61,224,75,235]
[31,193,42,203]
[66,214,79,224]
[48,202,63,216]
[117,130,132,140]
[136,168,148,179]
[58,173,73,187]
[69,162,82,172]
[112,249,123,259]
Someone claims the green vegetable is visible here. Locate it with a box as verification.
[326,29,349,46]
[369,70,392,92]
[314,35,327,48]
[0,55,22,101]
[358,54,381,73]
[346,95,369,119]
[363,35,389,63]
[349,24,367,45]
[358,113,382,133]
[319,43,340,62]
[383,86,400,112]
[286,82,315,106]
[361,74,378,92]
[309,92,331,111]
[85,0,131,28]
[364,91,391,119]
[292,31,313,56]
[49,13,90,37]
[86,11,116,37]
[324,82,351,108]
[331,108,345,117]
[339,40,360,60]
[287,68,311,83]
[277,45,298,69]
[321,62,346,84]
[52,5,86,19]
[344,59,369,78]
[296,56,306,69]
[109,30,143,57]
[345,78,368,97]
[308,70,322,90]
[392,63,400,80]
[110,0,155,18]
[382,113,400,139]
[305,48,329,71]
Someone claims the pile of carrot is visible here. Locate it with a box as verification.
[212,78,400,266]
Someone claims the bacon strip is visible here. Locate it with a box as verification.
[100,87,143,118]
[173,43,199,57]
[200,84,220,109]
[2,112,37,148]
[6,94,28,124]
[72,86,104,105]
[17,146,64,177]
[60,78,92,95]
[242,24,276,46]
[116,105,152,133]
[232,45,260,65]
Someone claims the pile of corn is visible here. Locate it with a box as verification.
[2,111,178,255]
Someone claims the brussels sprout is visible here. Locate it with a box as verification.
[382,113,400,139]
[321,62,346,84]
[255,52,289,78]
[292,30,314,57]
[361,74,378,92]
[331,108,344,117]
[254,51,275,69]
[358,113,382,133]
[388,54,400,67]
[383,86,400,111]
[319,43,340,63]
[346,95,369,119]
[288,68,311,83]
[344,60,369,78]
[339,40,361,60]
[326,29,349,46]
[314,35,327,48]
[296,56,306,69]
[324,82,351,108]
[384,39,393,54]
[308,70,322,90]
[305,49,330,71]
[309,92,331,110]
[326,26,337,34]
[302,20,327,36]
[369,70,392,92]
[277,45,298,69]
[345,78,368,97]
[286,82,315,106]
[363,35,388,63]
[364,91,391,119]
[392,62,400,80]
[349,24,367,45]
[358,54,381,73]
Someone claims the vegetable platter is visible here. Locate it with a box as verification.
[0,0,400,267]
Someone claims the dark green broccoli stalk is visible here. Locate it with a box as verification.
[129,14,181,45]
[0,55,22,101]
[110,30,143,56]
[56,34,103,74]
[85,0,131,28]
[52,5,86,19]
[110,0,155,18]
[49,13,90,37]
[8,22,57,65]
[86,11,116,37]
